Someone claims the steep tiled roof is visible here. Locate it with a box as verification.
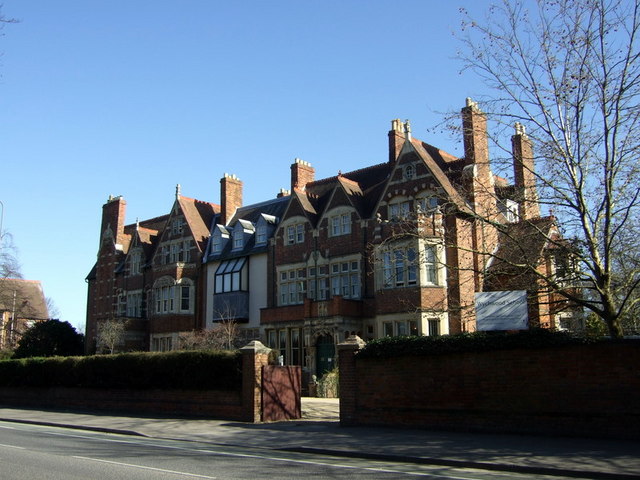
[0,279,49,320]
[179,196,219,251]
[409,140,472,214]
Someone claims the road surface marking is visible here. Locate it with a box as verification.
[73,456,217,479]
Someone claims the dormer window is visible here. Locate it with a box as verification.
[256,225,267,245]
[232,220,254,251]
[210,225,230,255]
[212,235,222,253]
[233,234,244,250]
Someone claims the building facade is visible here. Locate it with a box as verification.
[87,98,578,361]
[85,188,218,353]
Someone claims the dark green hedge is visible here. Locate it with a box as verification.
[0,350,242,390]
[356,329,618,359]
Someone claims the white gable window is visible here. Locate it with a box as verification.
[330,213,351,236]
[286,223,305,245]
[172,218,184,235]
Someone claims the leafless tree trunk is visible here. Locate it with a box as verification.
[456,0,640,337]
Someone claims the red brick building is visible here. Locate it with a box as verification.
[87,98,579,360]
[259,99,579,376]
[85,187,218,353]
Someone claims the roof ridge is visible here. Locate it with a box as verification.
[308,162,390,187]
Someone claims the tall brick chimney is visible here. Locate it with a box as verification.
[100,195,126,248]
[512,123,540,220]
[461,98,496,214]
[388,119,407,163]
[291,158,315,192]
[461,98,499,288]
[220,173,243,225]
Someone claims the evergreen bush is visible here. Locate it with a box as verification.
[0,350,242,390]
[356,329,611,359]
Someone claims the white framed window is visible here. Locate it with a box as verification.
[405,164,415,180]
[307,259,360,300]
[153,277,193,314]
[286,223,305,245]
[233,234,244,250]
[382,319,419,337]
[256,225,267,245]
[278,267,306,305]
[130,250,142,275]
[151,335,175,352]
[172,218,184,235]
[416,195,439,213]
[183,240,191,262]
[178,280,193,312]
[330,213,351,236]
[381,247,418,288]
[212,235,222,253]
[126,290,143,317]
[428,318,441,336]
[425,244,438,285]
[389,200,411,221]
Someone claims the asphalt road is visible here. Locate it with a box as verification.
[0,421,596,480]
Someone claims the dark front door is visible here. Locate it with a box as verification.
[315,334,335,377]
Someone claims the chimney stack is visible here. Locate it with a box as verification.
[101,195,127,248]
[220,173,243,225]
[511,123,540,220]
[388,118,406,163]
[291,158,315,192]
[461,98,496,209]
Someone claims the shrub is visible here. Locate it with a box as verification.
[356,329,606,359]
[0,350,242,390]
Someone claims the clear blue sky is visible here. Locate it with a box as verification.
[0,1,492,332]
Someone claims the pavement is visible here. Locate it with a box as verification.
[1,398,639,479]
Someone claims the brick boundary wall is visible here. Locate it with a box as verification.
[0,341,301,423]
[338,338,640,439]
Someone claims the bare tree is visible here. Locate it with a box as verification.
[1,230,22,280]
[96,318,127,354]
[178,302,242,351]
[456,0,640,337]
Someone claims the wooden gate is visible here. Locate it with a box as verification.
[261,365,301,422]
